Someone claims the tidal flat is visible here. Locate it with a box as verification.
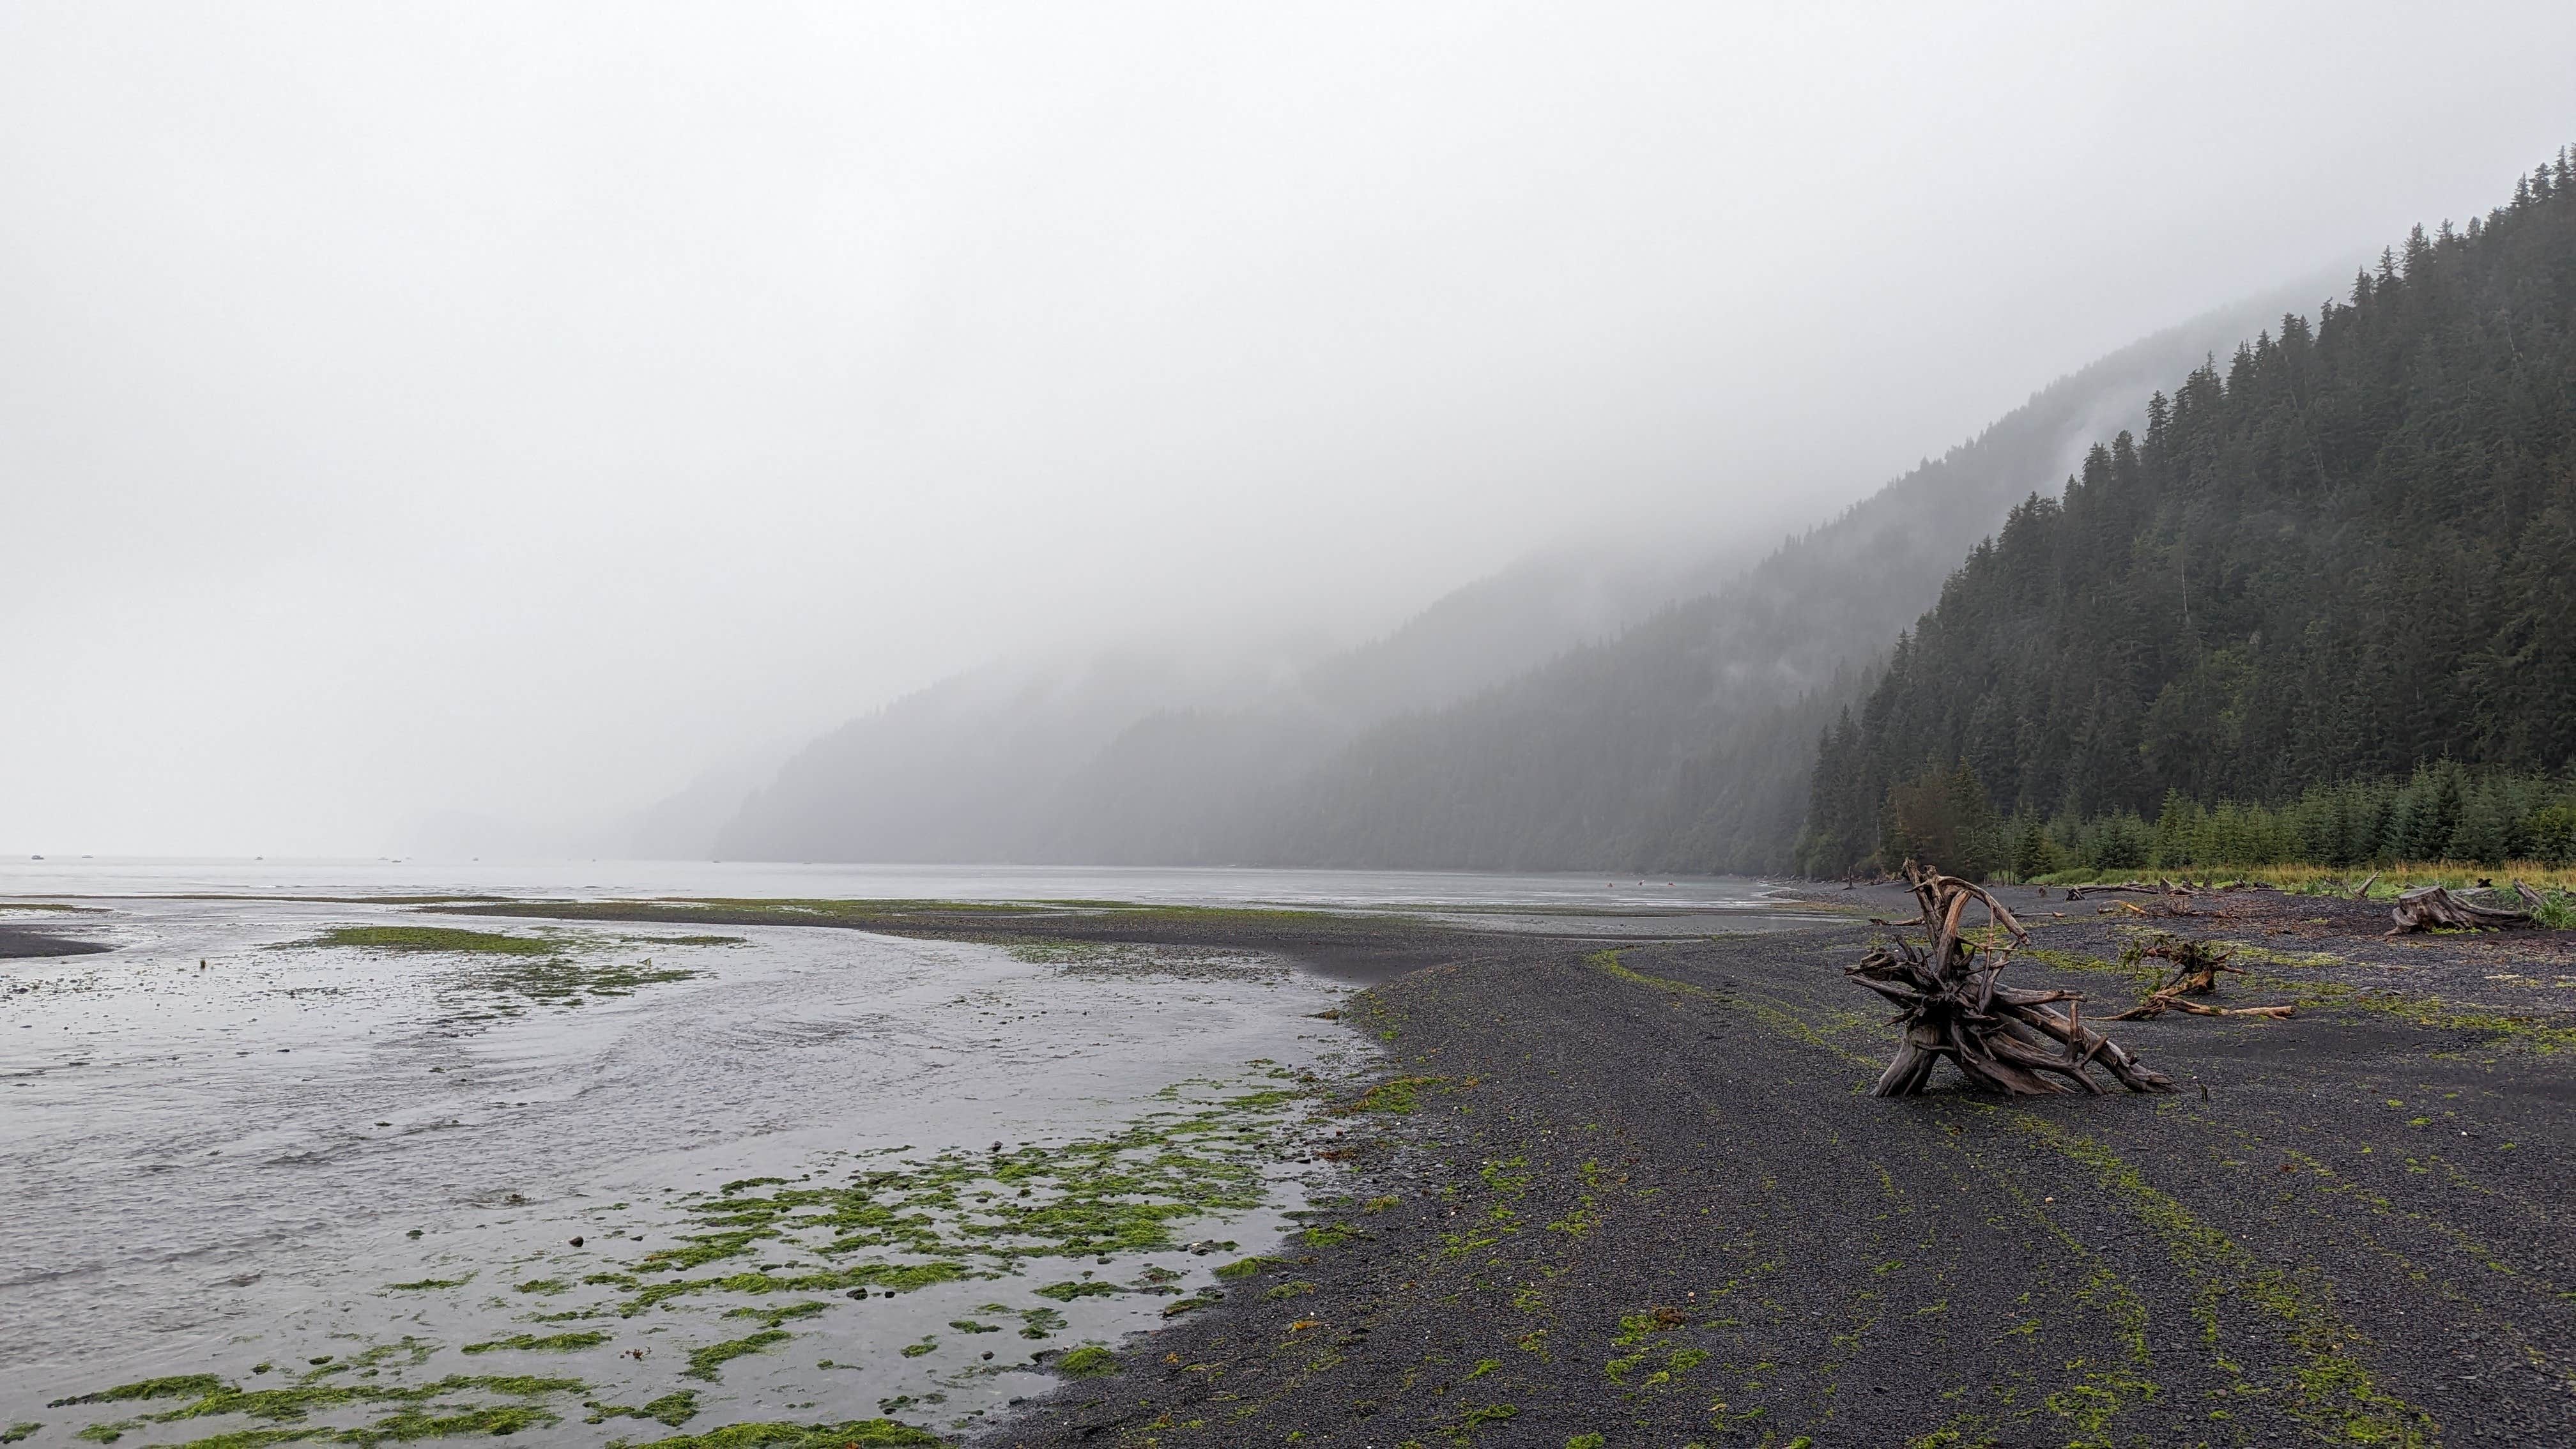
[19,871,2570,1446]
[0,891,1365,1446]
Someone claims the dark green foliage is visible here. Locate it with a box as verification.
[2032,765,2576,870]
[1805,151,2576,873]
[1878,762,2004,880]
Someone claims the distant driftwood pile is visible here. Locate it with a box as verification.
[2385,883,2543,935]
[1847,864,2175,1097]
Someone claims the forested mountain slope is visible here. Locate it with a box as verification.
[1802,151,2576,875]
[1225,280,2334,873]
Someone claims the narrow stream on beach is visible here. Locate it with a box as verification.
[0,893,1358,1445]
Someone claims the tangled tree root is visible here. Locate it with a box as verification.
[2101,935,2293,1021]
[1848,864,2175,1098]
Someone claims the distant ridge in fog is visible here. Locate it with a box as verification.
[713,273,2341,871]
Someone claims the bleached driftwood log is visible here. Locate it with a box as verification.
[1847,864,2175,1097]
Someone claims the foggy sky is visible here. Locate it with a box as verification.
[6,2,2572,855]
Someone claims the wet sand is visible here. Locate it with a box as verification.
[0,924,111,959]
[0,896,1365,1446]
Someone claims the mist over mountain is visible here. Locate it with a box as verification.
[712,541,1760,862]
[1803,153,2576,875]
[711,274,2339,870]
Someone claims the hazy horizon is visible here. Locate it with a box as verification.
[8,3,2573,855]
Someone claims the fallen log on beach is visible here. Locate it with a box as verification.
[2063,882,2165,900]
[1847,863,2175,1097]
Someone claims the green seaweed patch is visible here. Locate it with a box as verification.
[451,954,700,1007]
[1031,1280,1121,1301]
[0,1427,37,1445]
[1055,1346,1117,1379]
[282,924,701,1011]
[460,1332,609,1354]
[1346,1075,1446,1115]
[619,1261,974,1316]
[723,1300,830,1329]
[613,1075,1308,1315]
[586,1391,700,1428]
[50,1373,586,1447]
[346,1400,559,1443]
[611,1419,940,1448]
[684,1331,790,1382]
[1213,1255,1282,1280]
[295,926,557,956]
[49,1376,226,1407]
[512,1278,569,1295]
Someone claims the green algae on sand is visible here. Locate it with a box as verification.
[682,1331,790,1381]
[1054,1346,1117,1379]
[45,1066,1323,1445]
[611,1071,1312,1321]
[49,1372,586,1448]
[291,926,557,956]
[459,1332,608,1354]
[610,1419,940,1447]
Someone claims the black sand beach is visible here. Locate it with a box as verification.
[450,888,2576,1446]
[949,889,2576,1448]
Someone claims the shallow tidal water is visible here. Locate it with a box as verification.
[0,889,1363,1445]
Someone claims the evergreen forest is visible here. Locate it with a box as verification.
[1802,149,2576,878]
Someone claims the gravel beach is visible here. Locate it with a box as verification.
[977,889,2576,1448]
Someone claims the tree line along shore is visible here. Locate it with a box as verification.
[1798,149,2576,888]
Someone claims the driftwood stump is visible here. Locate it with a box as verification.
[1848,865,2175,1097]
[2101,935,2293,1021]
[2385,885,2536,935]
